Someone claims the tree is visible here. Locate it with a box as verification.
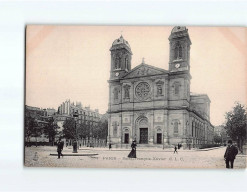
[43,117,59,145]
[224,102,247,153]
[77,122,90,142]
[213,133,222,144]
[25,115,43,146]
[25,115,34,144]
[94,120,108,140]
[63,118,77,140]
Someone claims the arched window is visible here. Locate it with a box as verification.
[192,122,194,137]
[174,121,179,135]
[174,43,183,59]
[174,82,180,95]
[125,58,128,70]
[112,121,118,136]
[179,45,182,58]
[115,57,121,69]
[174,46,178,59]
[113,88,118,100]
[124,85,130,99]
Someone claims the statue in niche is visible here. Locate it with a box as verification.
[124,85,130,99]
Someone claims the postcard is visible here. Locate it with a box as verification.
[25,25,247,168]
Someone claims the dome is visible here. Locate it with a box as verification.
[171,26,187,33]
[112,35,131,49]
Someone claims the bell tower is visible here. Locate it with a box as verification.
[110,35,132,79]
[169,26,191,72]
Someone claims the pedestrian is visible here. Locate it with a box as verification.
[109,143,112,150]
[174,146,178,154]
[128,140,137,158]
[57,138,64,159]
[224,140,238,169]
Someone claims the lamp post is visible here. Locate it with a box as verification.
[73,113,78,153]
[162,133,164,150]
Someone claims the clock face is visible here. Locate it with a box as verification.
[115,72,119,77]
[175,63,180,68]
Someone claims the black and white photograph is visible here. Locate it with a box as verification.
[1,0,247,192]
[24,25,246,168]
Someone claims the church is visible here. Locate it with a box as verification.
[107,26,214,148]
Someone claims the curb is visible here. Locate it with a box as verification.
[50,153,98,156]
[195,146,225,151]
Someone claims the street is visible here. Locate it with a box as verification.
[24,146,247,169]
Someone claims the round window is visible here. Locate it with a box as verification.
[135,82,151,100]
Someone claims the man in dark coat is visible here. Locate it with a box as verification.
[57,138,64,159]
[224,140,238,168]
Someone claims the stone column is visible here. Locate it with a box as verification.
[149,112,154,145]
[163,112,168,145]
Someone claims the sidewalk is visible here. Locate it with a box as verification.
[63,145,226,152]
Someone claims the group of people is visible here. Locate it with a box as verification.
[56,137,239,169]
[174,143,182,154]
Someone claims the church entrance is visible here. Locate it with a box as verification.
[140,128,148,144]
[157,133,162,144]
[124,133,129,144]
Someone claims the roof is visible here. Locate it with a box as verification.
[190,92,211,102]
[110,35,132,54]
[121,63,168,79]
[112,35,131,47]
[171,26,187,33]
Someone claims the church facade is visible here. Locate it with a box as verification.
[107,26,214,148]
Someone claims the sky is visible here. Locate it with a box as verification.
[26,26,246,126]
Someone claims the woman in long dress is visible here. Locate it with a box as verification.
[128,140,137,158]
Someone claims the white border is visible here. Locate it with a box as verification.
[0,0,246,192]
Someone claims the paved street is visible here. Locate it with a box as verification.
[24,146,247,169]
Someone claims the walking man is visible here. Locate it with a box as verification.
[109,143,112,150]
[224,140,238,168]
[174,146,178,154]
[57,138,64,159]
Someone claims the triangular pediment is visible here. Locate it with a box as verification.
[122,64,168,79]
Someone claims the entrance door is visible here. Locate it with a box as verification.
[157,133,162,144]
[124,133,129,144]
[140,128,148,144]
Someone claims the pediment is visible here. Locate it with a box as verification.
[122,64,168,79]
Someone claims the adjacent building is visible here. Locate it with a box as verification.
[56,100,102,132]
[214,125,228,144]
[107,26,214,148]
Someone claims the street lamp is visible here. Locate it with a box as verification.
[162,133,164,150]
[73,113,79,153]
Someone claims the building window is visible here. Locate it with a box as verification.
[157,85,162,95]
[113,88,119,100]
[192,122,194,137]
[125,58,128,70]
[124,85,130,99]
[174,43,182,60]
[112,121,118,136]
[115,57,121,69]
[174,121,179,134]
[156,80,164,96]
[179,45,182,58]
[173,82,180,96]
